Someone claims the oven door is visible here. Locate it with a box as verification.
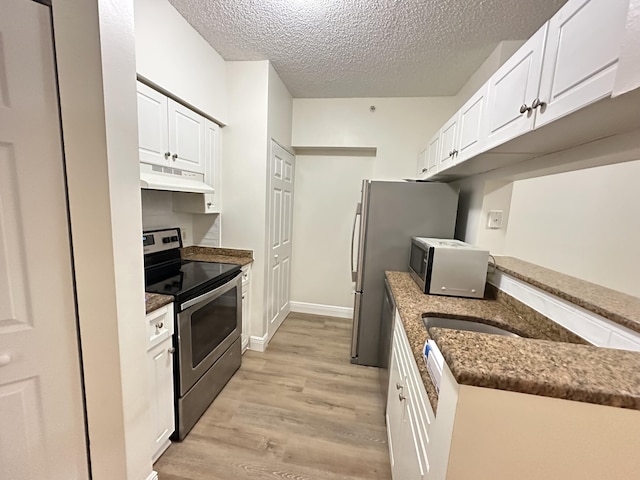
[408,239,430,292]
[176,272,241,397]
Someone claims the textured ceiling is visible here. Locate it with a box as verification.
[168,0,568,98]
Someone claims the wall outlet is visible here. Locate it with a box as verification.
[487,210,503,229]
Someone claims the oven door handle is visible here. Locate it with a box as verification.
[180,273,240,311]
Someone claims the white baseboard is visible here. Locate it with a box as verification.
[146,472,158,480]
[289,301,353,319]
[249,333,269,352]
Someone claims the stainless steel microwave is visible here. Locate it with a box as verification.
[408,237,489,299]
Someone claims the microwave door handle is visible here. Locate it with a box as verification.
[350,203,362,282]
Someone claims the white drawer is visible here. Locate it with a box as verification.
[147,303,174,350]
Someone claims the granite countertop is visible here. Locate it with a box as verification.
[493,256,640,333]
[181,246,254,266]
[145,292,173,314]
[385,271,640,414]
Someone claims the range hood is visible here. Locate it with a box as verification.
[140,163,214,194]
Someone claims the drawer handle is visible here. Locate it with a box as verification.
[156,322,164,329]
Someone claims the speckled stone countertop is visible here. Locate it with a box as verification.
[145,292,173,314]
[385,271,640,414]
[181,246,253,266]
[493,256,640,333]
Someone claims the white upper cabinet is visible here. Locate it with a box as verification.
[535,0,630,128]
[136,81,206,175]
[168,100,206,173]
[437,113,460,172]
[426,132,440,176]
[137,83,170,167]
[484,25,547,151]
[417,148,428,177]
[456,81,488,163]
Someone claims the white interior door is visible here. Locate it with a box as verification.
[0,1,88,479]
[267,141,295,340]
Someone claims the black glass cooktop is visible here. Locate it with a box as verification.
[145,260,241,302]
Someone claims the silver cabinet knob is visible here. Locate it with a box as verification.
[421,168,427,173]
[399,392,406,401]
[519,104,532,114]
[452,149,458,157]
[532,98,546,110]
[157,322,163,329]
[171,153,178,161]
[396,382,402,390]
[168,347,175,354]
[0,354,11,367]
[164,152,171,159]
[206,202,212,208]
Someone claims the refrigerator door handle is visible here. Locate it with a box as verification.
[350,202,362,282]
[351,292,362,358]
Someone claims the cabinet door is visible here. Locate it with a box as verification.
[397,400,427,480]
[536,0,629,128]
[426,132,439,175]
[386,344,404,473]
[168,99,206,174]
[137,82,169,167]
[484,24,547,151]
[457,82,488,163]
[203,119,221,212]
[417,148,428,177]
[148,338,175,462]
[437,114,459,172]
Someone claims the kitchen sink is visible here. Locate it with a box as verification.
[422,316,520,338]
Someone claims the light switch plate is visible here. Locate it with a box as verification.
[487,210,503,229]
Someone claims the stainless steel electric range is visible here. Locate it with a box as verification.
[143,227,242,440]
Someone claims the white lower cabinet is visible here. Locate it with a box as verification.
[387,310,432,480]
[388,312,640,480]
[146,303,175,462]
[241,264,251,352]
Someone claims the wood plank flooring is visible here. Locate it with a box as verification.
[154,312,391,480]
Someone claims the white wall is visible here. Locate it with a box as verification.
[292,97,457,179]
[267,64,293,151]
[134,0,228,123]
[291,156,375,308]
[289,97,457,309]
[503,160,640,297]
[221,61,270,341]
[53,0,152,479]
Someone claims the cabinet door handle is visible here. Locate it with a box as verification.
[519,104,532,114]
[206,202,212,208]
[168,347,175,354]
[452,149,458,157]
[0,354,11,367]
[532,98,546,110]
[156,322,163,329]
[421,168,427,173]
[164,152,171,159]
[396,382,403,390]
[171,153,178,161]
[399,392,406,401]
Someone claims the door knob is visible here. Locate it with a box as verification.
[0,354,11,367]
[532,98,546,110]
[519,104,532,114]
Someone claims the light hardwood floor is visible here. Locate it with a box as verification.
[155,312,391,480]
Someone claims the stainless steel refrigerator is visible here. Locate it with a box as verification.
[350,180,459,367]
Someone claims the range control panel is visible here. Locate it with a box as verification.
[143,228,182,254]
